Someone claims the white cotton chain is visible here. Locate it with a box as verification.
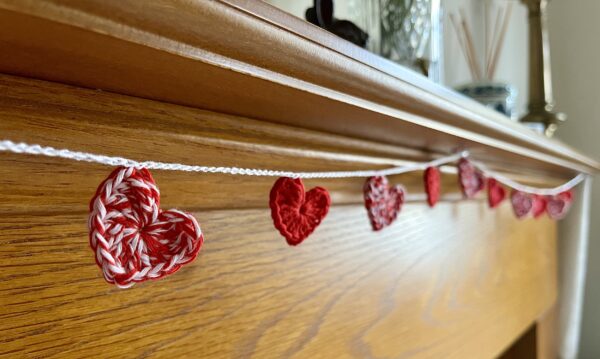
[0,139,585,194]
[0,139,464,178]
[470,160,587,196]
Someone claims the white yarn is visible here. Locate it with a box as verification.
[0,139,585,195]
[470,159,587,196]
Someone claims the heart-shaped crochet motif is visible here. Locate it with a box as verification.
[511,190,533,219]
[424,166,441,208]
[547,191,574,220]
[89,167,203,288]
[487,178,506,208]
[458,159,485,198]
[532,195,547,219]
[364,176,405,231]
[270,177,330,246]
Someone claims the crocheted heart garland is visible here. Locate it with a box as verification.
[458,158,485,198]
[89,167,204,288]
[532,195,547,219]
[270,177,330,246]
[487,178,506,208]
[547,191,574,220]
[364,176,405,231]
[424,166,441,208]
[511,190,533,219]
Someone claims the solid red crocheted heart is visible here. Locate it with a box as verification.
[560,190,574,203]
[89,167,203,288]
[487,178,506,208]
[364,176,405,231]
[532,195,547,219]
[458,158,485,198]
[547,190,574,220]
[424,166,441,208]
[511,190,533,219]
[270,177,330,246]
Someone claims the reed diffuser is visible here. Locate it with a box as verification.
[451,1,516,119]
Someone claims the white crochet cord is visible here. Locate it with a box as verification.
[0,139,465,178]
[0,139,585,195]
[471,159,587,196]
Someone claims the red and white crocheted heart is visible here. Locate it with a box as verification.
[270,177,330,246]
[424,166,441,208]
[458,158,485,198]
[511,190,533,219]
[487,178,506,208]
[532,195,547,219]
[89,167,203,288]
[364,176,405,231]
[547,190,574,220]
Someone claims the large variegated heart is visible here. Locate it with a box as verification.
[89,167,203,288]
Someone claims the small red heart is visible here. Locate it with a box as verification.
[424,166,441,208]
[458,159,485,198]
[270,177,330,246]
[532,195,547,218]
[364,176,404,231]
[547,190,574,220]
[487,178,506,208]
[560,190,574,203]
[511,190,533,219]
[89,167,204,288]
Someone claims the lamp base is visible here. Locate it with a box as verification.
[520,109,567,137]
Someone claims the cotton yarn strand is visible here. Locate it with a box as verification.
[0,139,586,195]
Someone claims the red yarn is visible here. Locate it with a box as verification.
[511,190,533,219]
[487,178,506,208]
[270,177,330,246]
[458,158,485,198]
[560,190,574,203]
[547,190,574,220]
[532,195,547,219]
[364,176,404,231]
[424,166,441,208]
[88,167,203,288]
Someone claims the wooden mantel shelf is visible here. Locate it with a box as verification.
[0,0,597,179]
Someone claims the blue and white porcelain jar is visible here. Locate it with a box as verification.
[456,82,517,119]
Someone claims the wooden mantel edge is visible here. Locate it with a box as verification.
[217,0,598,171]
[0,0,597,176]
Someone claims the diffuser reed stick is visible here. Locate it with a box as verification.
[451,1,513,82]
[488,2,513,79]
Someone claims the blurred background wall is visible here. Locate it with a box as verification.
[550,1,600,358]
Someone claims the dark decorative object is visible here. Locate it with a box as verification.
[305,0,369,48]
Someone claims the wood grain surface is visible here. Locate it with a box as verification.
[0,203,557,358]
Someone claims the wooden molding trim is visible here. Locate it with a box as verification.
[0,0,597,176]
[0,74,562,215]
